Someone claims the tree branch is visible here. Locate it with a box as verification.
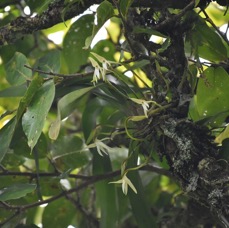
[0,0,94,45]
[0,165,172,225]
[0,0,196,46]
[24,64,94,78]
[0,164,172,180]
[132,0,193,8]
[0,170,93,180]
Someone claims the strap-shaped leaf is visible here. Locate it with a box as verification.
[127,141,157,228]
[82,98,118,228]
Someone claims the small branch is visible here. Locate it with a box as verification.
[153,1,195,31]
[24,64,93,79]
[143,164,173,178]
[0,0,93,45]
[0,164,172,225]
[201,9,229,45]
[0,164,172,180]
[0,210,20,227]
[112,0,139,57]
[131,0,194,9]
[188,58,229,69]
[0,0,197,46]
[65,193,99,228]
[5,170,120,211]
[0,170,93,180]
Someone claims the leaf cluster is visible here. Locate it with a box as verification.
[0,0,229,227]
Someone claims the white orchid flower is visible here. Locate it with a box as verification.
[101,59,111,81]
[130,98,152,118]
[89,57,103,86]
[89,53,112,85]
[86,138,113,156]
[110,173,137,195]
[93,66,100,84]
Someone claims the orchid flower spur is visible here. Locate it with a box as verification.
[86,137,114,156]
[110,173,137,195]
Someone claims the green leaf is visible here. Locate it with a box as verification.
[93,155,118,228]
[220,138,229,161]
[34,50,61,77]
[190,15,227,61]
[42,198,76,228]
[82,98,118,228]
[123,59,150,72]
[51,135,88,169]
[127,141,157,228]
[49,86,93,140]
[11,123,47,159]
[215,125,229,144]
[196,67,229,125]
[97,1,114,26]
[92,40,116,61]
[0,184,36,201]
[5,52,32,85]
[0,75,44,162]
[22,80,55,149]
[119,0,134,18]
[25,0,52,13]
[63,14,94,73]
[84,1,114,49]
[0,84,27,97]
[0,118,17,162]
[133,27,167,38]
[16,74,44,122]
[194,0,200,7]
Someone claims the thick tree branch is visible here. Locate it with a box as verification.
[0,0,94,45]
[0,0,196,46]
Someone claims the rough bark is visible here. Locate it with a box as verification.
[0,0,205,46]
[125,2,229,226]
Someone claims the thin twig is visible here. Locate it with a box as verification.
[65,193,99,228]
[24,64,93,78]
[0,170,93,179]
[201,9,229,45]
[0,165,172,180]
[0,164,173,225]
[0,210,20,226]
[112,0,139,57]
[143,164,173,178]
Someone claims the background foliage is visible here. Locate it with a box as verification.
[0,0,229,227]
